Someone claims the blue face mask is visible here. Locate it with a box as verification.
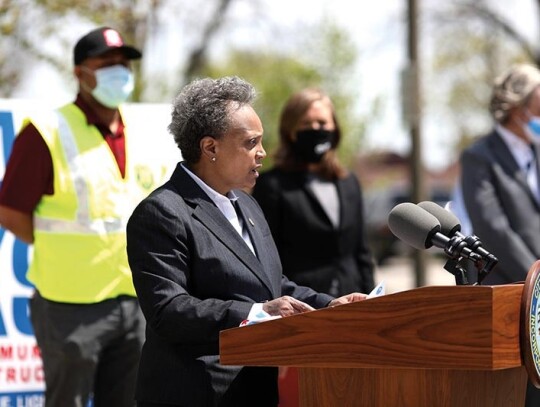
[527,115,540,138]
[83,65,134,108]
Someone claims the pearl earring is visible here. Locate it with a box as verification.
[211,157,216,162]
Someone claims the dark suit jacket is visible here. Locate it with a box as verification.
[461,129,540,285]
[252,168,375,295]
[126,163,333,407]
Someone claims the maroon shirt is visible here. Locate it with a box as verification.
[0,95,126,214]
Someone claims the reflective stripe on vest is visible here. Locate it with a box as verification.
[27,104,148,303]
[33,112,126,235]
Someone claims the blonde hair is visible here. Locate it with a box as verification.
[490,64,540,123]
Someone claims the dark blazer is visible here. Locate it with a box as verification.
[461,129,540,285]
[126,163,333,407]
[252,168,375,295]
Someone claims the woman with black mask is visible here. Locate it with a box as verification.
[252,88,375,297]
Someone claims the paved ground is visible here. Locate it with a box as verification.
[374,255,457,295]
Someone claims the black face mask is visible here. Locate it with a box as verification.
[291,129,335,163]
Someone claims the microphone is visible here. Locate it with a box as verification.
[417,201,461,236]
[417,201,498,262]
[387,202,482,263]
[417,201,498,284]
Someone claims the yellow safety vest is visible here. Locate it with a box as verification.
[27,103,167,303]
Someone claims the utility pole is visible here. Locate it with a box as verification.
[403,0,427,286]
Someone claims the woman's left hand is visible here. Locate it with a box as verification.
[328,292,368,307]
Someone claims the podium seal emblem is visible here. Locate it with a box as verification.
[521,260,540,388]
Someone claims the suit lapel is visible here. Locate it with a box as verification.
[170,164,274,294]
[531,142,540,206]
[490,132,540,210]
[335,176,351,231]
[233,197,280,298]
[236,198,281,297]
[301,173,338,229]
[233,199,258,257]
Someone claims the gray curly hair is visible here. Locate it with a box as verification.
[168,76,257,164]
[490,64,540,123]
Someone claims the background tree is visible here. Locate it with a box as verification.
[0,0,240,100]
[1,1,374,167]
[200,18,375,167]
[425,0,540,159]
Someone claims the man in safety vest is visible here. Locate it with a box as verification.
[0,27,164,407]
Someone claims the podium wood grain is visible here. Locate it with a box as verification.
[298,367,527,407]
[220,285,526,406]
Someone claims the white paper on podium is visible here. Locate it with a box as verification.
[367,281,386,299]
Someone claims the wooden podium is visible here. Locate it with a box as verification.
[220,284,527,407]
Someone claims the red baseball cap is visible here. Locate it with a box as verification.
[74,26,142,65]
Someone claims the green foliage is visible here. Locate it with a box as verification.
[200,18,369,168]
[2,1,373,167]
[1,0,152,99]
[201,51,322,165]
[0,0,25,95]
[428,2,536,154]
[300,17,368,165]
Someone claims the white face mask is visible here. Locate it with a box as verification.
[82,65,134,108]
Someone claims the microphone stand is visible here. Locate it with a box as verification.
[443,257,469,285]
[445,250,496,286]
[475,255,498,285]
[463,235,498,285]
[439,234,482,285]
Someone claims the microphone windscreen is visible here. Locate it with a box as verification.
[418,201,461,236]
[388,202,441,250]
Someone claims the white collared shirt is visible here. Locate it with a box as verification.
[496,124,540,201]
[181,163,255,254]
[307,174,340,228]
